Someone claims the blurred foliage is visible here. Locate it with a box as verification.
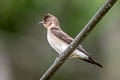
[0,0,105,34]
[0,0,120,80]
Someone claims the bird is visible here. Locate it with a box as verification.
[40,13,103,68]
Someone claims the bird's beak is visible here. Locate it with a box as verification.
[39,20,44,24]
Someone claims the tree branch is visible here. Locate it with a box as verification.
[40,0,117,80]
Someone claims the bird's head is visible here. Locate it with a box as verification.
[40,13,60,29]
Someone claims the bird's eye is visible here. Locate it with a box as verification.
[49,22,52,26]
[44,15,50,22]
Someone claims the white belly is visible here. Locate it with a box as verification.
[47,30,88,59]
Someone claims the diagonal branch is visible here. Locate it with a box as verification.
[40,0,117,80]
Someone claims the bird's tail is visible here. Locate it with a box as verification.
[80,57,103,68]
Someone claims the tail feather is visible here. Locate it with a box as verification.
[81,57,103,68]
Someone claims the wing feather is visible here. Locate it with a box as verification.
[51,27,103,68]
[51,27,89,56]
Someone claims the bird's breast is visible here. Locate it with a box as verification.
[47,30,68,54]
[47,29,88,59]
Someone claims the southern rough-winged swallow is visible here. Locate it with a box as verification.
[40,13,103,68]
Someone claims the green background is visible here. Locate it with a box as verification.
[0,0,120,80]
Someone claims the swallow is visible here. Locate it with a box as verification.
[40,13,103,68]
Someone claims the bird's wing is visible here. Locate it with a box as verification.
[51,27,89,56]
[51,27,103,68]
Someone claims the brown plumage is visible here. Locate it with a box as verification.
[40,13,103,68]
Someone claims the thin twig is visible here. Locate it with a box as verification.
[40,0,117,80]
